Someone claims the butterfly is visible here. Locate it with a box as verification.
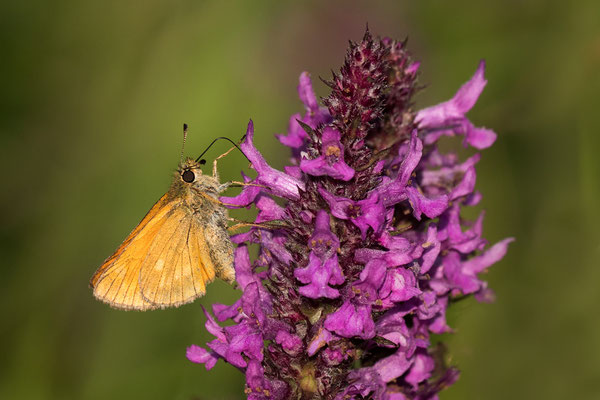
[90,131,243,311]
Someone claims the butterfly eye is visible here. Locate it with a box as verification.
[182,170,195,183]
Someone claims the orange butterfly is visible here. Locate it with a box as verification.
[90,132,242,311]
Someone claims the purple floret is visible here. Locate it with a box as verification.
[300,127,355,181]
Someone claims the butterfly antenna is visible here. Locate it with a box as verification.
[180,123,189,164]
[195,136,248,164]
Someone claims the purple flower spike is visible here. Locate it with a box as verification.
[300,126,355,181]
[415,60,497,149]
[188,30,511,400]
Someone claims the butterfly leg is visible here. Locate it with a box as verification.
[212,145,238,179]
[197,192,288,229]
[228,181,267,188]
[197,189,246,208]
[227,217,289,231]
[215,181,266,194]
[227,222,265,232]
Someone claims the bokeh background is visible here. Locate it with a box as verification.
[1,1,599,399]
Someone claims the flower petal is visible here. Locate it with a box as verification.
[415,60,487,127]
[298,72,319,110]
[405,352,435,388]
[307,326,334,356]
[324,301,375,339]
[406,186,449,220]
[275,330,303,356]
[295,252,343,299]
[463,237,514,275]
[241,120,305,200]
[398,130,423,186]
[186,345,219,370]
[373,348,413,382]
[465,122,497,149]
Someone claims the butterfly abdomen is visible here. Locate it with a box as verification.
[203,211,235,283]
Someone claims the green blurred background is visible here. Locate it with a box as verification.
[1,1,599,399]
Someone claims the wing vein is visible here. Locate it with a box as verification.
[186,221,197,297]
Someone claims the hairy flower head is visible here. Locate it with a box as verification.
[187,29,512,399]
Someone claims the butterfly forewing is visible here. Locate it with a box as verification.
[91,192,224,310]
[92,194,179,310]
[91,193,172,289]
[138,210,216,308]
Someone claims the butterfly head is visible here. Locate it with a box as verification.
[173,157,221,199]
[178,158,205,184]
